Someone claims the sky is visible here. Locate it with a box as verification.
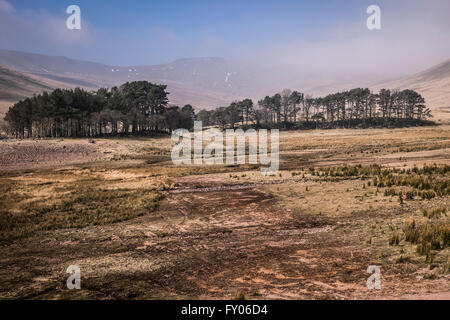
[1,0,450,77]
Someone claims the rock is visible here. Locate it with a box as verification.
[88,138,96,144]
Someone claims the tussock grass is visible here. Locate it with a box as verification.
[389,233,401,246]
[316,164,449,199]
[423,207,447,219]
[0,183,163,242]
[403,220,450,262]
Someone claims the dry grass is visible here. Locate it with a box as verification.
[404,219,450,262]
[0,125,449,299]
[0,175,163,242]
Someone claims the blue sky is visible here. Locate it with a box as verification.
[3,0,370,64]
[10,0,367,43]
[1,0,449,74]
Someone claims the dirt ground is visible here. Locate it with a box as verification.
[0,126,449,300]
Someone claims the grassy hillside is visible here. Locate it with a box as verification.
[0,65,58,119]
[0,65,53,101]
[374,60,450,122]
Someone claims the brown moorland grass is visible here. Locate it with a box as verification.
[0,125,449,299]
[0,177,163,242]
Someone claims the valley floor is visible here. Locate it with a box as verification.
[0,126,449,299]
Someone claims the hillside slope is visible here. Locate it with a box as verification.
[0,65,53,101]
[373,59,450,121]
[1,50,449,118]
[0,65,60,116]
[0,50,244,108]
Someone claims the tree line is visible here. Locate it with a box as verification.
[4,81,433,138]
[198,88,433,130]
[4,81,194,138]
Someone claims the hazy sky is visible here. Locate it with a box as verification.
[1,0,449,77]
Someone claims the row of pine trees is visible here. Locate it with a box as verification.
[199,88,432,129]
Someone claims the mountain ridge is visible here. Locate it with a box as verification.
[1,50,449,120]
[0,65,54,101]
[0,50,245,108]
[373,59,450,121]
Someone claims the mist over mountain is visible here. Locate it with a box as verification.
[0,50,252,107]
[0,50,381,108]
[373,59,450,121]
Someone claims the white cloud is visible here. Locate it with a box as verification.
[0,1,94,55]
[0,0,13,14]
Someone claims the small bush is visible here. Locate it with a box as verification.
[405,191,414,200]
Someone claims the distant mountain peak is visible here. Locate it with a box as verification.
[172,57,226,63]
